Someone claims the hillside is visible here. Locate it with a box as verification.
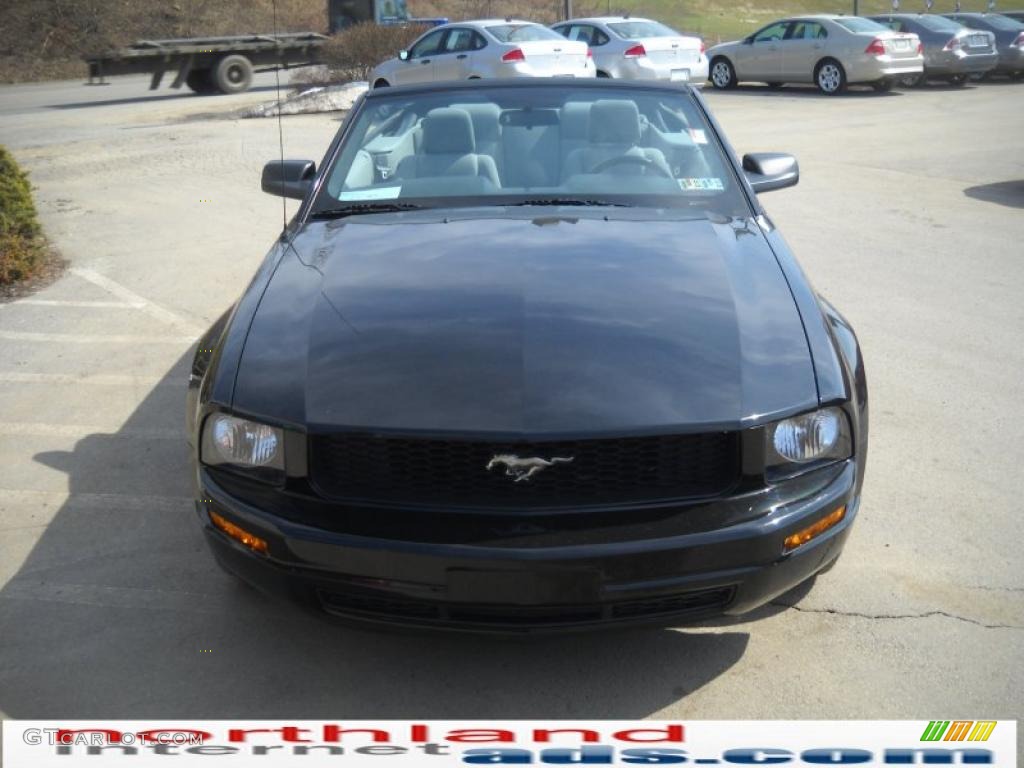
[0,0,1011,83]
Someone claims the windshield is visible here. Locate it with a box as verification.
[607,20,681,38]
[486,24,564,42]
[834,17,890,33]
[315,85,749,219]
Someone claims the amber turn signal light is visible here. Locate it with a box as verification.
[783,506,846,553]
[209,510,268,555]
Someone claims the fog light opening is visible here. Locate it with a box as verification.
[783,505,846,553]
[209,510,268,555]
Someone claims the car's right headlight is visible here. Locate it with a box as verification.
[765,406,852,479]
[201,413,285,479]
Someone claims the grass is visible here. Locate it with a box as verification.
[412,0,1017,43]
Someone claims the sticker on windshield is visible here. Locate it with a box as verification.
[679,177,724,192]
[339,186,402,201]
[689,129,708,144]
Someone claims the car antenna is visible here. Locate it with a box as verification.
[272,0,288,238]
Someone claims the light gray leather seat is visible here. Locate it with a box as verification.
[457,103,503,179]
[562,100,672,181]
[396,108,501,187]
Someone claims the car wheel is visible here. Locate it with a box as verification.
[1011,70,1024,81]
[815,59,846,95]
[898,73,923,88]
[710,57,737,89]
[213,54,253,94]
[947,74,969,86]
[872,78,895,92]
[373,78,390,89]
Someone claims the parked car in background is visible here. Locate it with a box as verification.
[551,16,708,86]
[943,12,1024,79]
[868,13,998,85]
[370,20,595,87]
[707,15,923,94]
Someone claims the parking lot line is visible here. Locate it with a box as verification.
[0,422,182,439]
[5,299,140,309]
[70,267,205,335]
[0,372,168,386]
[0,330,197,344]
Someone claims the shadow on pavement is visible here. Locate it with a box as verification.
[708,84,903,98]
[963,180,1024,209]
[0,349,751,719]
[48,85,281,110]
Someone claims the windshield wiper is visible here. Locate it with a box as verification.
[309,202,425,219]
[508,198,634,208]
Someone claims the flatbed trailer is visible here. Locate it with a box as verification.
[84,33,328,95]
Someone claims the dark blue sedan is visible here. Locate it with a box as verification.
[186,79,868,633]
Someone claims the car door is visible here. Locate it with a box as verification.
[432,27,475,80]
[395,28,446,84]
[735,21,789,80]
[780,20,827,81]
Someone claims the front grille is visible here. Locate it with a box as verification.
[318,586,734,628]
[310,432,739,508]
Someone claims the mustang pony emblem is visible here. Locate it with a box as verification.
[486,454,574,482]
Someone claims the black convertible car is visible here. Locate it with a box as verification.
[187,79,868,632]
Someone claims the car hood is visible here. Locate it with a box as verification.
[232,212,819,434]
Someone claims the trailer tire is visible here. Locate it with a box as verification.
[214,55,253,94]
[186,69,216,94]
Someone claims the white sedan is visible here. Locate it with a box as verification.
[371,20,595,88]
[551,16,708,85]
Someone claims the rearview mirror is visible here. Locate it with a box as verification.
[399,50,410,61]
[261,159,316,200]
[742,152,799,194]
[743,36,754,45]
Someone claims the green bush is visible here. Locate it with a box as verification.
[321,22,431,83]
[0,145,46,285]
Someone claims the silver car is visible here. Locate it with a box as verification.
[868,14,998,86]
[943,12,1024,79]
[370,20,595,88]
[707,15,924,94]
[550,16,708,86]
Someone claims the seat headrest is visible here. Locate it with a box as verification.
[561,101,592,141]
[455,103,501,143]
[589,100,641,145]
[423,108,476,154]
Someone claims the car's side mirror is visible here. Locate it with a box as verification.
[399,50,410,61]
[261,159,316,200]
[743,152,799,193]
[743,36,754,45]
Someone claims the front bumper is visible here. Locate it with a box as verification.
[196,459,859,633]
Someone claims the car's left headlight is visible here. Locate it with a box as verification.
[765,406,852,478]
[201,413,285,479]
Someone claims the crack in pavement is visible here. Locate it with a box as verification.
[769,602,1023,630]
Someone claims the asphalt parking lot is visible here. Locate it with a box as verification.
[0,74,1021,721]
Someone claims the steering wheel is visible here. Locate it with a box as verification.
[590,153,673,178]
